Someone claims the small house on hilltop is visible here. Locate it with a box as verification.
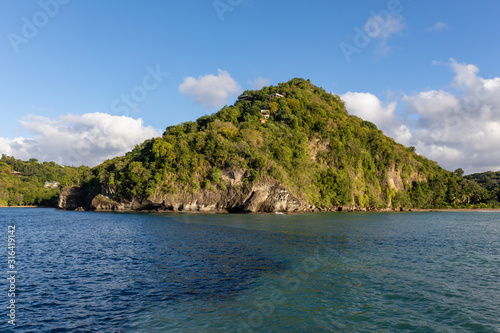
[260,109,270,119]
[237,94,251,101]
[44,181,60,189]
[270,93,284,100]
[11,171,23,178]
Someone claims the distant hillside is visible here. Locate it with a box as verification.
[0,155,91,206]
[465,171,500,202]
[59,78,497,212]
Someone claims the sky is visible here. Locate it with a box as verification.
[1,0,499,173]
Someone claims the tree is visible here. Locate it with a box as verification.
[454,168,464,177]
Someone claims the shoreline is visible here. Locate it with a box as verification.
[411,208,500,212]
[54,207,500,214]
[3,205,499,213]
[0,205,53,208]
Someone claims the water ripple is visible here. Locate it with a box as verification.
[0,209,499,332]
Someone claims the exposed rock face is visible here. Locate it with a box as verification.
[387,165,405,191]
[58,165,415,214]
[58,177,310,213]
[242,182,306,213]
[57,187,88,210]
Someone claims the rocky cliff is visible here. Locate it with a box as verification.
[58,186,91,211]
[58,175,310,213]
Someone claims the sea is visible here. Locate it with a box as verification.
[1,208,499,332]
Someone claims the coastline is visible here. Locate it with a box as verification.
[0,205,53,208]
[3,202,499,213]
[2,205,499,213]
[52,207,500,214]
[411,208,500,213]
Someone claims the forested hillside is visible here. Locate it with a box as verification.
[465,171,500,202]
[0,155,91,206]
[3,79,496,211]
[72,78,496,211]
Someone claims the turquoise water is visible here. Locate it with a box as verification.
[1,209,499,332]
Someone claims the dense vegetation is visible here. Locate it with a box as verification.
[0,155,91,206]
[465,171,500,202]
[2,79,497,210]
[90,78,498,209]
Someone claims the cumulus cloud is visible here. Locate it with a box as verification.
[341,92,411,144]
[341,59,500,173]
[247,77,271,90]
[0,113,161,167]
[364,14,407,55]
[425,21,450,32]
[405,59,500,173]
[179,69,242,109]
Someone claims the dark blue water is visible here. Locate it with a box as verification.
[1,209,500,332]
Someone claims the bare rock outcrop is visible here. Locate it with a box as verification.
[242,182,307,213]
[57,187,87,210]
[58,177,309,214]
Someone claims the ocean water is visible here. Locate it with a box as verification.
[1,208,499,332]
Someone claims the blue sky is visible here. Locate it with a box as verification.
[1,0,500,173]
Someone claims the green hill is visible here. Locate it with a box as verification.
[54,78,496,212]
[0,155,91,206]
[465,171,500,202]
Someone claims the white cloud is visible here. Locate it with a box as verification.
[0,113,161,167]
[364,14,407,55]
[341,91,411,144]
[425,21,449,32]
[341,59,500,173]
[365,14,407,39]
[450,59,481,88]
[179,69,242,109]
[247,77,271,90]
[403,90,460,117]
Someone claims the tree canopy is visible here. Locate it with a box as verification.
[0,155,91,206]
[86,78,498,210]
[2,79,497,209]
